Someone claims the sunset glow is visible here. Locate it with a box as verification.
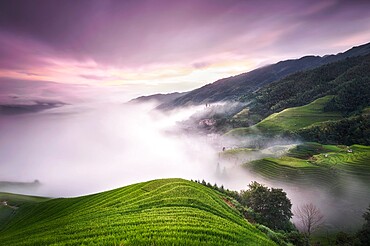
[1,0,370,101]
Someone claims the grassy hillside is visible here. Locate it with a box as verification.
[226,96,342,136]
[0,179,277,246]
[0,193,49,230]
[245,143,370,189]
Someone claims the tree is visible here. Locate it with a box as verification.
[294,203,324,238]
[241,181,293,231]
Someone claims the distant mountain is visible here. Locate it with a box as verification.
[157,42,370,110]
[129,92,187,105]
[0,180,41,194]
[0,101,65,115]
[0,180,40,189]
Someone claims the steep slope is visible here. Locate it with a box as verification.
[0,179,276,246]
[157,42,370,110]
[249,53,370,121]
[226,96,343,136]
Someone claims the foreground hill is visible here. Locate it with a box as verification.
[157,42,370,109]
[0,179,276,246]
[0,192,48,230]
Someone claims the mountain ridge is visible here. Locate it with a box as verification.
[152,42,370,110]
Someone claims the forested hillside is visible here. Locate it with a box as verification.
[156,42,370,110]
[247,54,370,122]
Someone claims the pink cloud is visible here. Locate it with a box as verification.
[0,0,369,96]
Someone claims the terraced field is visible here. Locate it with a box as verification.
[247,156,334,187]
[245,143,370,191]
[0,179,277,246]
[226,96,342,136]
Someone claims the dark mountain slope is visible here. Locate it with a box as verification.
[157,42,370,110]
[249,53,370,120]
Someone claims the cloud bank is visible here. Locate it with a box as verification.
[0,0,370,94]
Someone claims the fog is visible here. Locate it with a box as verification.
[0,101,369,232]
[0,102,217,196]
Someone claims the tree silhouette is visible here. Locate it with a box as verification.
[294,203,324,239]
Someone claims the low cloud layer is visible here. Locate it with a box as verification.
[0,102,219,196]
[0,101,369,231]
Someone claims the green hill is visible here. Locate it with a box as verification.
[0,179,277,246]
[245,143,370,189]
[226,96,342,136]
[0,193,49,230]
[247,53,370,122]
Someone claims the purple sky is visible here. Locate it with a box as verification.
[1,0,370,102]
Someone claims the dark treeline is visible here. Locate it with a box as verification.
[193,179,370,246]
[294,114,370,145]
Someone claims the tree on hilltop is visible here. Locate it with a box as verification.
[241,181,293,231]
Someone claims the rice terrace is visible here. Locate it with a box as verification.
[0,0,369,245]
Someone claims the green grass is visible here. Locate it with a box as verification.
[0,179,277,246]
[244,143,370,189]
[263,156,314,168]
[0,193,49,230]
[313,145,370,177]
[0,192,49,205]
[226,96,342,136]
[221,148,256,156]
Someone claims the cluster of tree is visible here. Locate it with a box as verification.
[246,54,370,125]
[193,180,241,202]
[195,180,335,245]
[193,180,293,229]
[293,114,370,145]
[324,76,370,115]
[239,181,294,231]
[195,180,325,233]
[193,180,307,245]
